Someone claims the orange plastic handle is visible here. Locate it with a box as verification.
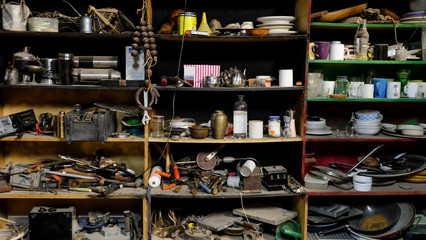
[162,183,176,190]
[173,165,180,180]
[155,170,171,178]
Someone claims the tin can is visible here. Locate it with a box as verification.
[178,12,197,35]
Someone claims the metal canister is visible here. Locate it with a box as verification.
[58,53,74,85]
[41,58,58,85]
[54,111,65,139]
[80,15,93,33]
[178,12,197,35]
[73,56,118,69]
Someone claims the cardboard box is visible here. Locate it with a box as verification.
[184,64,220,87]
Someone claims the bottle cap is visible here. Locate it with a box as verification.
[269,116,280,119]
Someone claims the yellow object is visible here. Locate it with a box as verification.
[178,12,197,35]
[198,12,212,36]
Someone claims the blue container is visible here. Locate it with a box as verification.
[373,78,387,98]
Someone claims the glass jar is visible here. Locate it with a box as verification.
[334,76,349,96]
[268,116,281,137]
[233,95,248,139]
[152,115,164,138]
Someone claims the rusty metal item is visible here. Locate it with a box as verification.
[242,167,262,193]
[0,180,12,193]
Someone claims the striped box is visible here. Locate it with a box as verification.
[184,64,220,87]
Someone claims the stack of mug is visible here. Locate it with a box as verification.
[309,41,389,61]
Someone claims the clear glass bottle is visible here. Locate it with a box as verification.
[152,115,164,138]
[283,116,292,137]
[233,95,248,139]
[334,76,349,96]
[268,116,281,137]
[354,18,369,61]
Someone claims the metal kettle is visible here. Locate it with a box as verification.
[222,67,246,87]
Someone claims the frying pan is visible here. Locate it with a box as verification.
[347,203,401,235]
[319,203,401,236]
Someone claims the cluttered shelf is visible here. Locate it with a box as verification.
[155,86,305,92]
[148,136,303,143]
[155,33,308,42]
[306,182,426,196]
[150,185,299,199]
[308,60,426,65]
[0,133,145,142]
[307,97,426,102]
[0,187,146,199]
[310,22,426,29]
[306,132,421,142]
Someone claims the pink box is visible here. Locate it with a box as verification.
[184,64,220,87]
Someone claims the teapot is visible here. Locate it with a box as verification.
[221,67,246,87]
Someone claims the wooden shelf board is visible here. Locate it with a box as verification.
[307,97,426,102]
[306,132,419,142]
[308,60,426,65]
[156,33,308,42]
[307,182,426,196]
[0,84,142,91]
[310,22,426,30]
[0,30,132,40]
[0,133,145,143]
[149,136,303,143]
[156,86,305,92]
[150,185,299,199]
[0,187,146,199]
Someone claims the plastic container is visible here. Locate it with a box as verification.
[268,116,281,137]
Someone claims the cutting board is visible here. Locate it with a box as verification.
[233,203,298,226]
[318,3,368,22]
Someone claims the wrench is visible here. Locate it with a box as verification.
[142,90,151,125]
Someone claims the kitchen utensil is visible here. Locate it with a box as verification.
[349,202,415,239]
[308,207,363,225]
[311,166,351,182]
[348,144,384,173]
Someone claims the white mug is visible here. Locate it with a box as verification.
[360,84,374,98]
[279,69,293,87]
[329,43,345,60]
[322,80,335,97]
[386,82,401,99]
[404,82,420,98]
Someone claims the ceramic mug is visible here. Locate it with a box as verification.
[386,82,401,99]
[313,41,331,60]
[373,44,389,60]
[309,43,315,60]
[329,43,346,60]
[404,82,420,98]
[373,78,388,98]
[344,45,355,60]
[322,80,335,97]
[360,84,374,98]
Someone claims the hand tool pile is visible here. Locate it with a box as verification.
[0,151,141,197]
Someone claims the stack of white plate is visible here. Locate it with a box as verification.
[354,110,382,135]
[256,16,297,36]
[306,118,332,135]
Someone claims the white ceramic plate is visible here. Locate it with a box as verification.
[257,23,294,28]
[306,128,333,135]
[257,25,293,30]
[268,30,297,36]
[257,16,296,24]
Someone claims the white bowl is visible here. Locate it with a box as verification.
[381,123,397,131]
[358,126,381,135]
[355,115,383,124]
[353,181,372,192]
[355,110,381,120]
[353,174,372,184]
